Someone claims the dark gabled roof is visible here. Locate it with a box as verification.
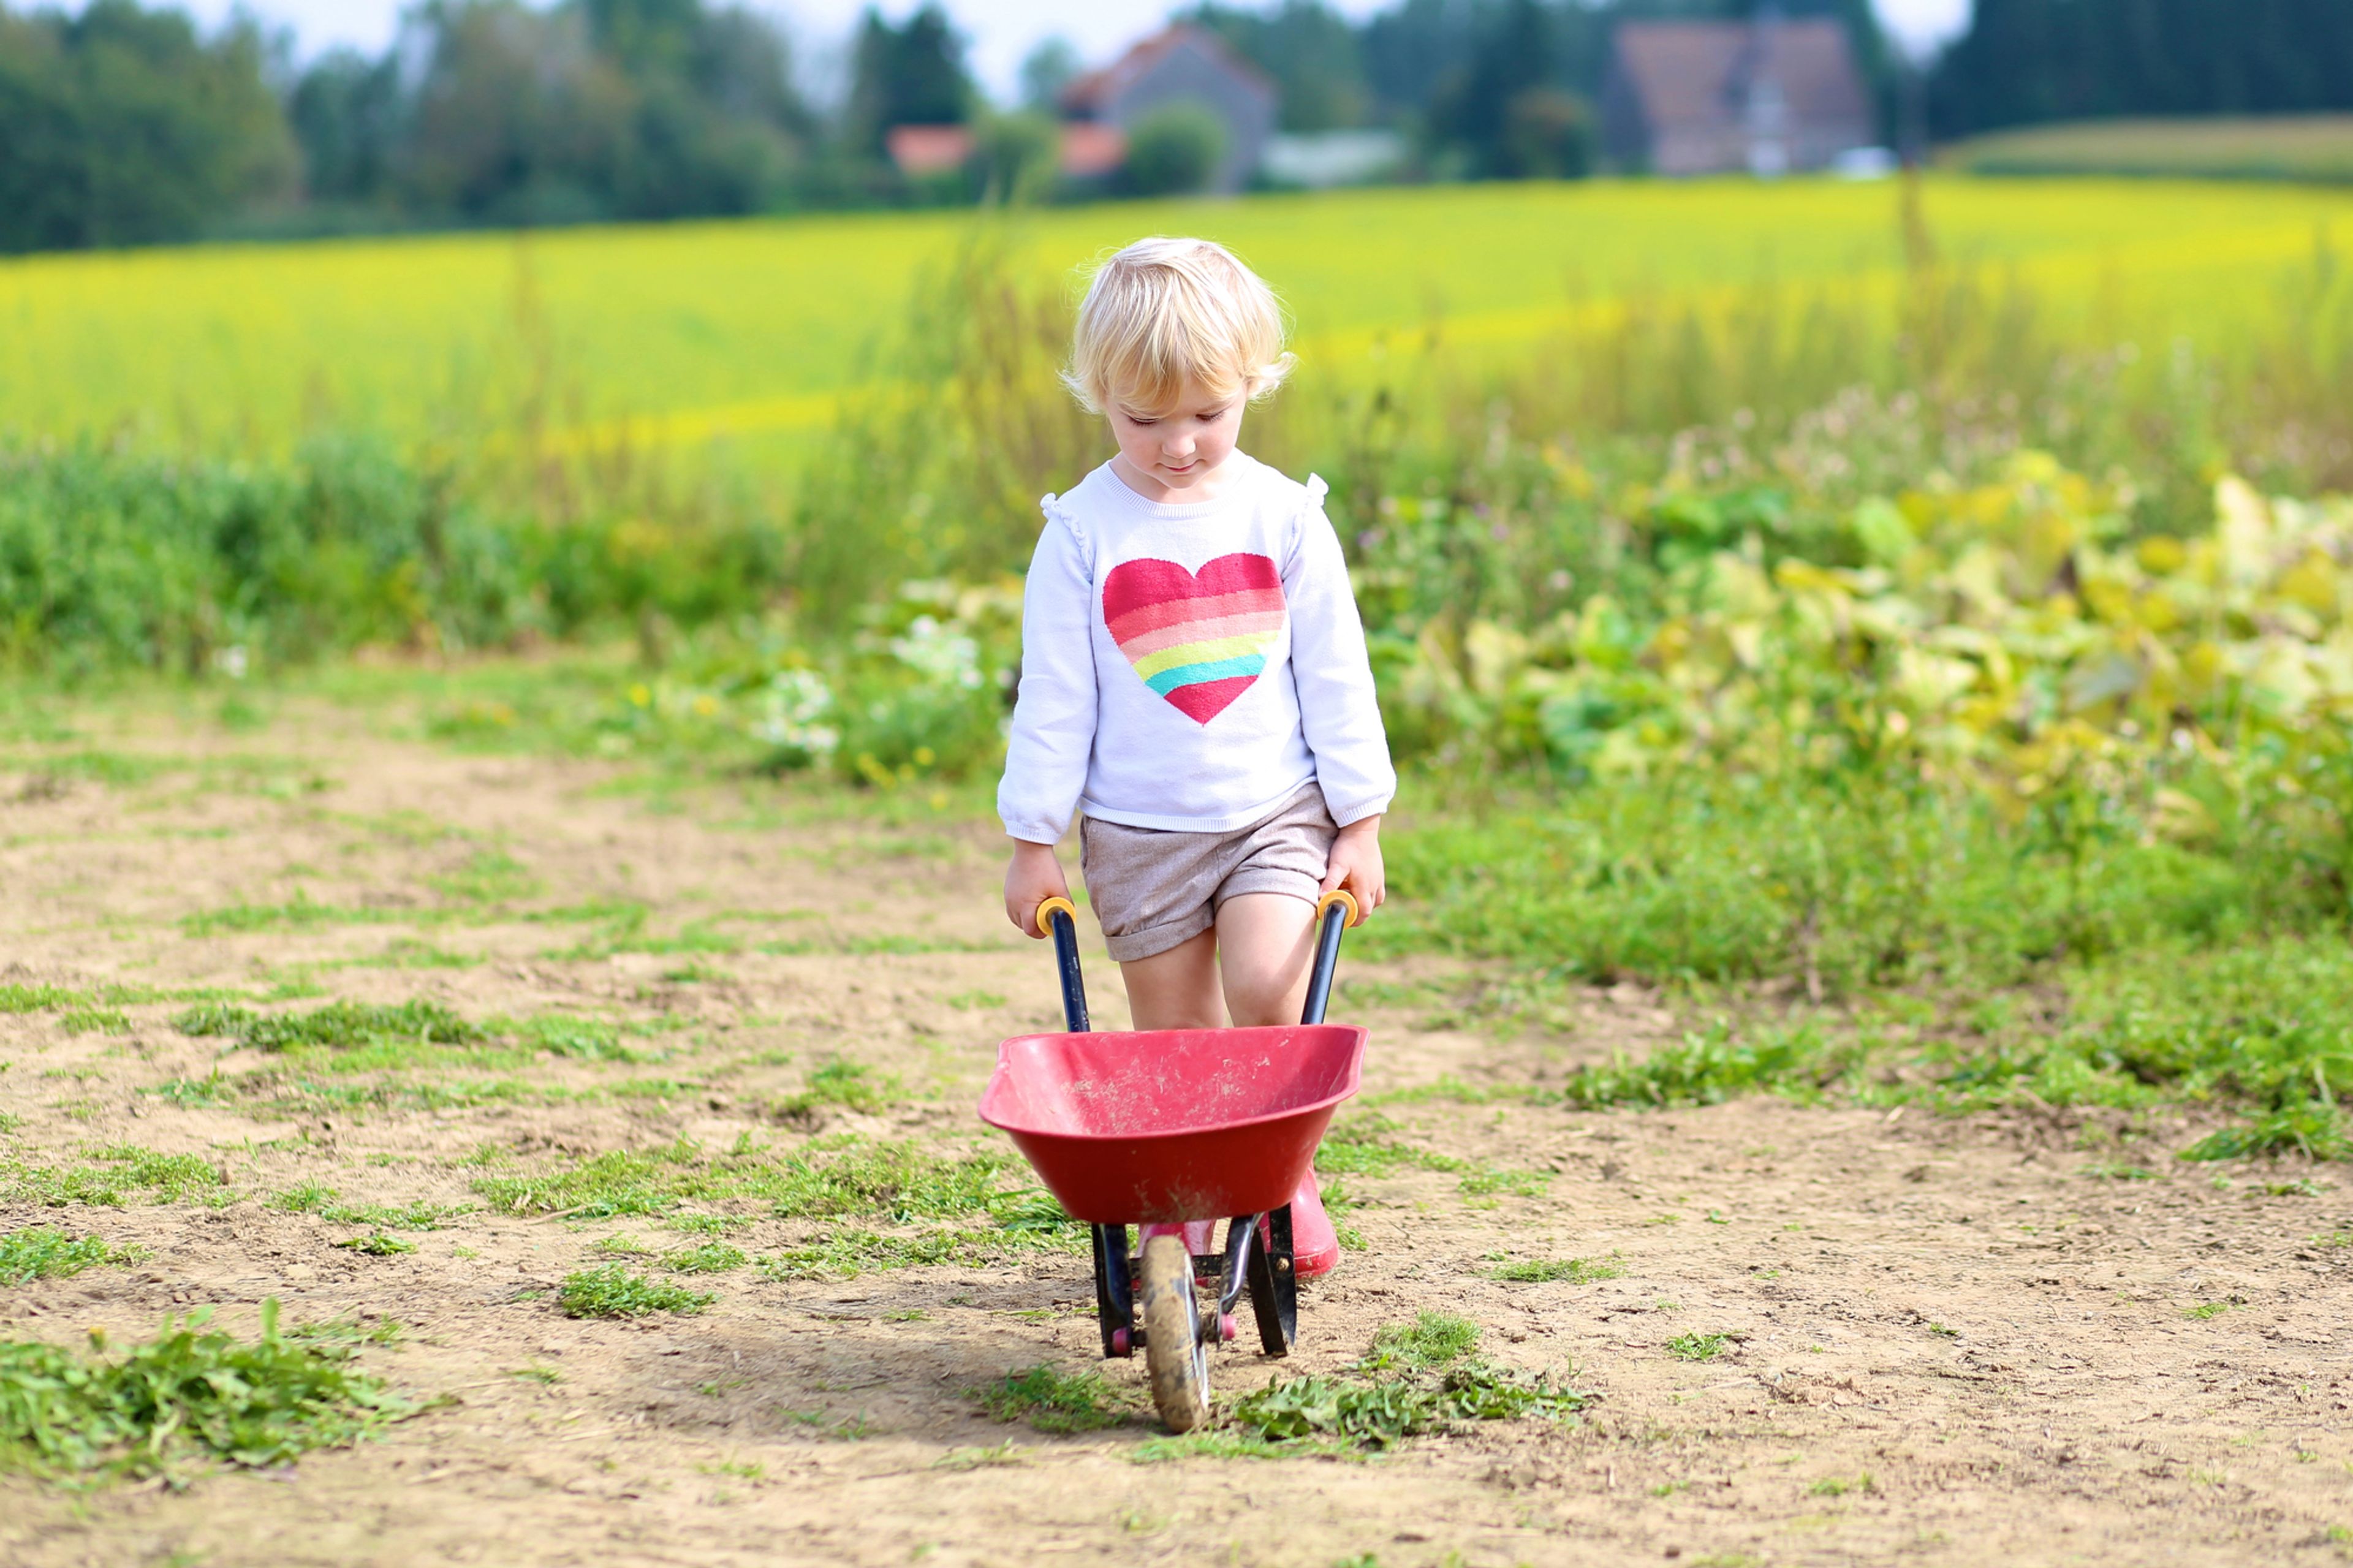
[1613,19,1869,133]
[1060,25,1276,118]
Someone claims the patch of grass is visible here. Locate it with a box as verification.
[1,1145,225,1207]
[1314,1113,1467,1179]
[272,1179,339,1214]
[1810,1472,1873,1496]
[771,1059,900,1120]
[428,850,539,906]
[331,1232,415,1257]
[1365,1312,1479,1373]
[1665,1332,1732,1362]
[758,1227,1048,1279]
[319,1200,471,1231]
[1129,1430,1324,1463]
[555,1265,715,1319]
[174,999,482,1056]
[944,990,1005,1011]
[470,1136,1029,1230]
[472,1143,695,1219]
[0,1227,137,1286]
[661,1243,746,1274]
[522,1013,640,1063]
[0,984,82,1013]
[150,1073,236,1107]
[1560,1022,1840,1110]
[1457,1167,1549,1199]
[0,1300,416,1485]
[2183,1299,2240,1320]
[1485,1255,1624,1284]
[974,1365,1128,1433]
[180,895,391,937]
[58,1007,131,1036]
[2079,1162,2161,1181]
[1220,1316,1589,1455]
[510,1362,563,1385]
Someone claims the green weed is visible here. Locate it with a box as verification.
[1559,1023,1841,1110]
[1314,1114,1467,1178]
[0,1299,415,1485]
[974,1365,1128,1433]
[174,998,482,1056]
[1666,1333,1732,1362]
[771,1059,900,1119]
[1485,1255,1623,1284]
[523,1013,639,1062]
[1,1145,224,1206]
[1365,1312,1480,1373]
[331,1232,415,1257]
[661,1243,746,1274]
[555,1265,714,1319]
[0,1227,136,1286]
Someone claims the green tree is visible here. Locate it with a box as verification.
[1931,0,2353,135]
[1018,36,1080,113]
[844,3,974,154]
[0,0,294,252]
[1122,102,1228,196]
[1183,1,1373,132]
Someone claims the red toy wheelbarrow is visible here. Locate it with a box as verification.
[979,890,1366,1431]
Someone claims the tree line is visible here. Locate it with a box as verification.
[1,0,2347,255]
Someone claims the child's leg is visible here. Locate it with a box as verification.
[1118,928,1226,1030]
[1213,893,1318,1026]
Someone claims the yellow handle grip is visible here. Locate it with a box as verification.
[1316,888,1362,928]
[1033,895,1077,939]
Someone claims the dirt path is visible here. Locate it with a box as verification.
[3,700,2351,1567]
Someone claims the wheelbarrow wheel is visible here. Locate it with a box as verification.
[1139,1233,1210,1432]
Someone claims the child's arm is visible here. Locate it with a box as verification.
[997,506,1097,936]
[1321,812,1385,917]
[1285,481,1397,911]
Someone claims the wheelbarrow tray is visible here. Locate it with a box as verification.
[980,1023,1367,1224]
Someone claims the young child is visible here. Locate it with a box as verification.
[996,236,1395,1277]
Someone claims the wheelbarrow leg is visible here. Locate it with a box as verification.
[1246,1203,1297,1356]
[1091,1223,1134,1358]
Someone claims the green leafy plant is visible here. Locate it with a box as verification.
[1485,1255,1624,1284]
[974,1365,1128,1433]
[555,1265,714,1319]
[1666,1332,1732,1362]
[0,1227,135,1286]
[0,1300,416,1485]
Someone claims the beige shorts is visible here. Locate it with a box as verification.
[1078,783,1336,962]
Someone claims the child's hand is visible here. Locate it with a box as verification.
[1320,815,1386,922]
[1004,839,1072,937]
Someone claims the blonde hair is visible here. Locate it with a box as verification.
[1063,237,1295,416]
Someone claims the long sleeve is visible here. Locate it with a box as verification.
[1284,479,1396,825]
[996,502,1100,844]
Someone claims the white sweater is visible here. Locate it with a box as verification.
[997,453,1396,844]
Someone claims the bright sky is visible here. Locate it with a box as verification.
[181,0,1976,99]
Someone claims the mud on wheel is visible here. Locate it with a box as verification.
[1138,1233,1210,1431]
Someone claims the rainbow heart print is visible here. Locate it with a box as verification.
[1102,553,1287,724]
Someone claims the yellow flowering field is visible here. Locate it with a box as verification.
[1,176,2343,461]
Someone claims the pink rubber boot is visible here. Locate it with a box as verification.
[1286,1168,1341,1279]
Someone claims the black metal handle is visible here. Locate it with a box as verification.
[1300,891,1354,1026]
[1047,904,1089,1033]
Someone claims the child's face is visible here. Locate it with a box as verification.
[1107,378,1245,497]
